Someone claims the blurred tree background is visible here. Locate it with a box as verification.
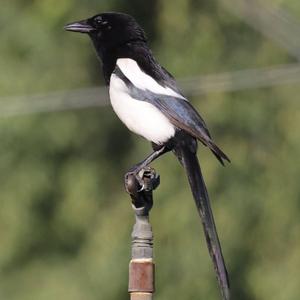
[0,0,300,299]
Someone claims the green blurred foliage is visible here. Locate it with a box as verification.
[0,0,300,299]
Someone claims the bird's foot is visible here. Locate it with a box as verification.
[124,163,145,194]
[124,164,161,195]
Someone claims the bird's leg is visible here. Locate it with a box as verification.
[125,145,169,192]
[128,146,168,173]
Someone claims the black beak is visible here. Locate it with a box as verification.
[64,20,95,33]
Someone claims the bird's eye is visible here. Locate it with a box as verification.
[94,17,103,26]
[93,16,110,29]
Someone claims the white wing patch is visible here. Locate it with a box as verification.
[109,74,176,144]
[116,58,186,100]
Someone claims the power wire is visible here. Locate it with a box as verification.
[1,63,300,118]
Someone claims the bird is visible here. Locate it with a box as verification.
[65,12,230,300]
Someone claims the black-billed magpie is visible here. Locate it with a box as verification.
[65,12,230,300]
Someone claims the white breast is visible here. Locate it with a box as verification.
[109,74,176,144]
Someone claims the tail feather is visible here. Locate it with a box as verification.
[208,141,231,166]
[175,145,230,300]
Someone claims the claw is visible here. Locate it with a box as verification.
[125,170,144,194]
[137,183,145,193]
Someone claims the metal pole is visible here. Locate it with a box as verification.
[125,167,160,300]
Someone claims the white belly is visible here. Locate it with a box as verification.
[109,74,175,144]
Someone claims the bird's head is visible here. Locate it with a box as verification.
[64,12,147,52]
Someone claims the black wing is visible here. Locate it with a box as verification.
[145,93,230,165]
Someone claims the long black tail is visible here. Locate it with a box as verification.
[175,144,230,300]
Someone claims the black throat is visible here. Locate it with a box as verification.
[91,39,151,85]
